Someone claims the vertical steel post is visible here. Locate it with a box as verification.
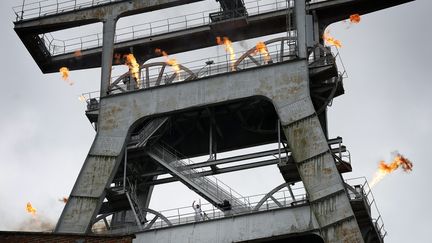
[209,119,213,159]
[312,11,320,60]
[277,119,281,164]
[100,16,117,97]
[294,0,307,59]
[21,0,25,20]
[123,147,127,191]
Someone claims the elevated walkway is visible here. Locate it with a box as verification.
[13,0,413,72]
[133,205,320,243]
[82,36,340,117]
[93,178,385,243]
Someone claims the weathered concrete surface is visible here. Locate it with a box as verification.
[281,97,364,241]
[283,117,364,243]
[133,206,320,243]
[56,60,312,233]
[99,60,313,128]
[56,60,364,242]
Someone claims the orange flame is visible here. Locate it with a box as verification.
[124,54,140,82]
[59,67,73,85]
[59,67,69,80]
[216,36,236,71]
[349,14,361,24]
[323,31,342,48]
[26,202,37,216]
[78,95,86,102]
[58,197,68,204]
[370,153,413,188]
[73,50,82,58]
[254,42,271,64]
[155,48,181,78]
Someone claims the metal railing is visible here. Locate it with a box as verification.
[35,0,297,55]
[93,183,308,234]
[130,117,169,147]
[93,177,382,235]
[80,39,342,107]
[148,143,250,212]
[107,38,298,94]
[13,0,125,21]
[80,90,100,111]
[13,0,333,22]
[345,177,387,240]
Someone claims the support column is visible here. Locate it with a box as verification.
[55,99,129,233]
[281,116,364,243]
[100,16,117,97]
[294,0,307,59]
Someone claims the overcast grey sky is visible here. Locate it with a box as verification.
[0,0,431,242]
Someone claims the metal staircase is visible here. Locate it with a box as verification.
[147,143,250,214]
[124,181,146,230]
[130,117,169,148]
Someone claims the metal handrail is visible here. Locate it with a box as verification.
[345,177,387,239]
[92,185,308,233]
[33,0,298,55]
[93,177,375,234]
[13,0,125,21]
[16,0,340,56]
[81,39,339,104]
[14,0,333,22]
[150,143,249,209]
[107,40,299,95]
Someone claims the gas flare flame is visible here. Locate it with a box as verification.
[254,42,271,64]
[370,153,413,188]
[323,30,342,48]
[216,36,236,71]
[155,48,181,79]
[78,95,86,102]
[26,202,37,216]
[124,54,140,82]
[58,197,68,204]
[349,14,361,24]
[73,50,82,58]
[59,67,73,85]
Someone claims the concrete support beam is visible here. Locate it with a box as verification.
[55,61,363,241]
[133,206,320,243]
[56,61,309,233]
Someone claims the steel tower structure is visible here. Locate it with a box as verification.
[14,0,413,242]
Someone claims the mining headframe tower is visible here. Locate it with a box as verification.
[12,0,413,242]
